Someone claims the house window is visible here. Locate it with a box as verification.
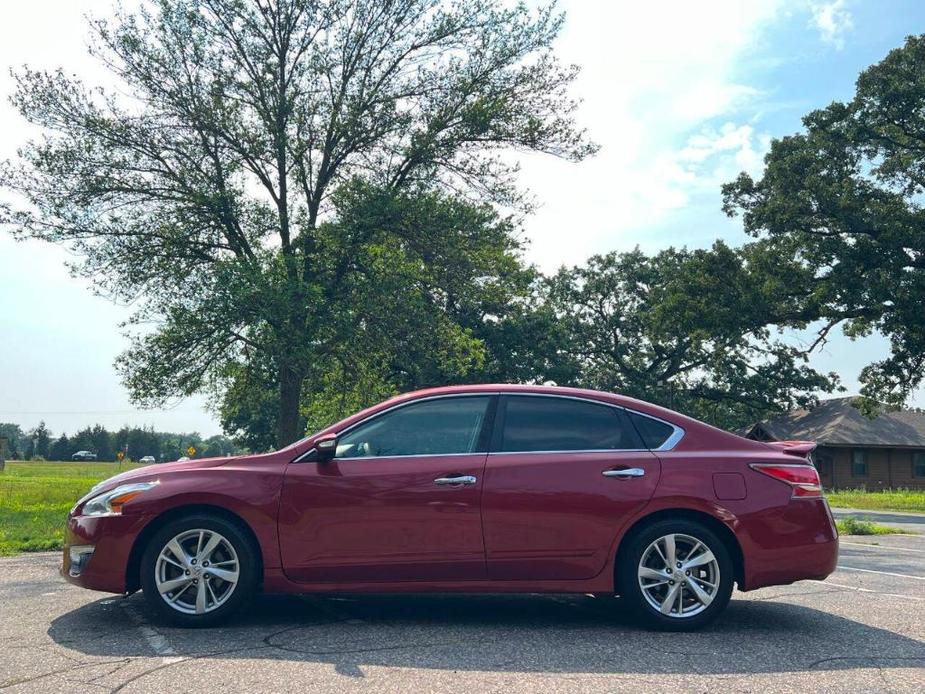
[851,450,868,477]
[815,453,833,479]
[914,452,925,479]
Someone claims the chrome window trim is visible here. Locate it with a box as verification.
[334,451,488,462]
[294,450,487,463]
[656,427,685,452]
[291,390,686,463]
[292,448,317,463]
[488,449,651,456]
[624,407,686,452]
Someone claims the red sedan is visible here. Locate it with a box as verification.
[62,385,838,630]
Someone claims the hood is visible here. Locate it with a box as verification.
[81,456,236,500]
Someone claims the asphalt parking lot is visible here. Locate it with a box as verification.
[2,522,923,693]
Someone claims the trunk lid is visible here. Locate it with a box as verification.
[766,440,817,459]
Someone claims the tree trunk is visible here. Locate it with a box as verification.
[277,366,304,448]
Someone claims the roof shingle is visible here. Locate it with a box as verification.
[753,397,925,447]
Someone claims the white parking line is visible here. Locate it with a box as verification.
[840,541,925,553]
[822,580,925,602]
[836,565,925,581]
[119,600,185,663]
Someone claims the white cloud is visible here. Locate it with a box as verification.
[810,0,854,50]
[675,123,772,184]
[516,0,784,268]
[619,123,772,226]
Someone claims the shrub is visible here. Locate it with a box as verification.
[836,516,904,535]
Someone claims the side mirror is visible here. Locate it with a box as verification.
[315,434,337,462]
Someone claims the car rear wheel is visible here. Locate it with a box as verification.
[140,514,258,627]
[617,519,734,631]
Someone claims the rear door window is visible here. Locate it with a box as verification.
[498,396,642,452]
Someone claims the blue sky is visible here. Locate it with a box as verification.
[2,0,925,438]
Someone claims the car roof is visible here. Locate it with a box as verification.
[375,384,687,421]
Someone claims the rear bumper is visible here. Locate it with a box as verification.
[738,498,839,591]
[61,513,150,594]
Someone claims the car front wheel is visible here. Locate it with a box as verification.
[140,514,258,627]
[617,519,734,631]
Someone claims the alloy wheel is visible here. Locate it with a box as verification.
[637,532,721,618]
[154,528,240,615]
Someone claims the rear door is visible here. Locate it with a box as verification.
[481,395,662,581]
[278,395,495,583]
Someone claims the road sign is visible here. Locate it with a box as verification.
[187,446,196,457]
[116,451,125,462]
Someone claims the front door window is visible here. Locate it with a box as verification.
[336,396,492,458]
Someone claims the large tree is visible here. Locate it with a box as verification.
[723,34,925,410]
[518,244,838,430]
[219,180,528,448]
[1,0,593,445]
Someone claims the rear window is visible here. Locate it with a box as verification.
[627,411,675,449]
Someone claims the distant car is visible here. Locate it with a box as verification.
[71,451,97,461]
[138,456,156,465]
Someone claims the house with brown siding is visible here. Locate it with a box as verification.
[743,397,925,490]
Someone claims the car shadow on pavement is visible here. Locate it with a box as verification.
[48,591,925,678]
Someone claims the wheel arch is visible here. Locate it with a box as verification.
[612,508,745,591]
[125,504,264,593]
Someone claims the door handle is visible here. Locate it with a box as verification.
[434,475,477,486]
[603,468,645,478]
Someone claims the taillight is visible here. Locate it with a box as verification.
[750,463,822,498]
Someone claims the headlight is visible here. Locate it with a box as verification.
[80,482,159,516]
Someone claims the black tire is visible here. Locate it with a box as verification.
[140,513,259,627]
[616,518,734,631]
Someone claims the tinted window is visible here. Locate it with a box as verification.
[627,411,675,449]
[336,396,491,458]
[499,396,640,452]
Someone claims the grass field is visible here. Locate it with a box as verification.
[826,488,925,513]
[0,460,143,556]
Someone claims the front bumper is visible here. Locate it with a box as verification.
[61,512,151,594]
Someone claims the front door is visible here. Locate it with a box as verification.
[481,395,662,580]
[278,395,495,583]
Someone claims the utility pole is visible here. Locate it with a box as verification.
[0,436,7,472]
